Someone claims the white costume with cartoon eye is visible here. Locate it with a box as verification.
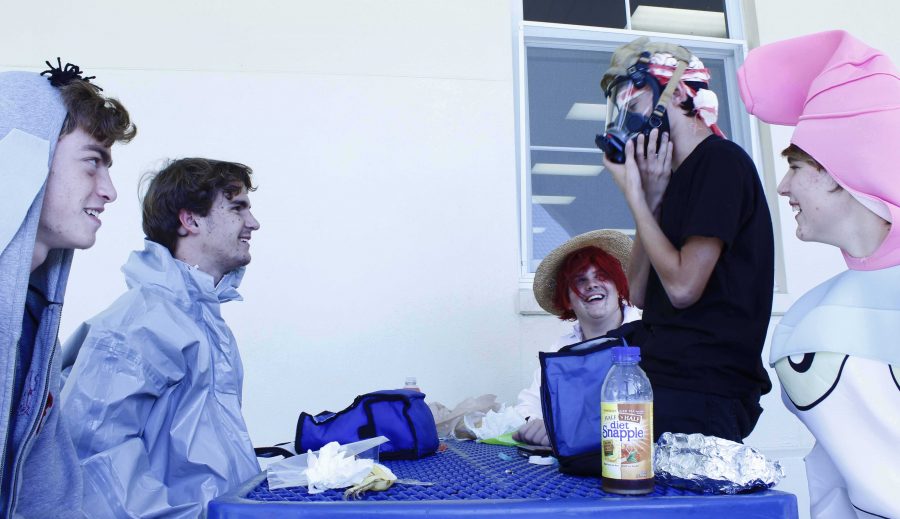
[771,266,900,519]
[738,29,900,519]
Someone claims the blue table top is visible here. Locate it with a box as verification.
[208,439,798,518]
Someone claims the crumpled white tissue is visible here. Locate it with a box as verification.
[305,442,374,494]
[464,404,525,440]
[266,436,388,491]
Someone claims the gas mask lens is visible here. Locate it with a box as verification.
[596,80,655,163]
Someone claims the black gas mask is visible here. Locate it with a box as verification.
[595,53,671,164]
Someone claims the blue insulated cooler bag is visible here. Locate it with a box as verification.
[539,322,643,476]
[295,389,439,460]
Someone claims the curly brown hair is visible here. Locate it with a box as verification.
[58,80,136,147]
[141,158,256,254]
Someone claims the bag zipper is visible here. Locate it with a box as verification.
[6,303,61,516]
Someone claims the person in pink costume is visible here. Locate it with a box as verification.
[739,30,900,519]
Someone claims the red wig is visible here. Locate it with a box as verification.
[553,246,630,321]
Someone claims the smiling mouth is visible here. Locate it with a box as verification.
[584,294,607,303]
[84,208,103,222]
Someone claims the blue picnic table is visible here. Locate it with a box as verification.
[208,439,798,518]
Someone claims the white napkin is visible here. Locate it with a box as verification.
[464,405,525,440]
[266,436,389,491]
[305,442,374,494]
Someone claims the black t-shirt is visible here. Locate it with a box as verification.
[641,135,774,399]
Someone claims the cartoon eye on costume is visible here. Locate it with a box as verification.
[774,352,848,411]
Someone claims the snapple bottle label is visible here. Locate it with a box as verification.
[600,402,654,494]
[600,345,654,495]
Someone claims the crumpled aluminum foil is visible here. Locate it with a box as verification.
[653,432,784,494]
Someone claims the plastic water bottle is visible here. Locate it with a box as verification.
[600,345,654,494]
[404,376,421,392]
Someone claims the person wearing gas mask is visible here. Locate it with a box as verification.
[598,38,775,442]
[739,30,899,519]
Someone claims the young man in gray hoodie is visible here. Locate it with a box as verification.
[0,62,135,518]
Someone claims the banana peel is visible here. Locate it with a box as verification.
[343,463,397,500]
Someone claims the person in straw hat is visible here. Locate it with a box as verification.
[739,30,900,519]
[513,230,642,446]
[600,37,774,443]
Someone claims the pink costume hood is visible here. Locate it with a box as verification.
[738,30,900,270]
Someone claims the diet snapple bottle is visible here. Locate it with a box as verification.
[600,345,654,494]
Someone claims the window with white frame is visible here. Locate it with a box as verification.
[516,0,760,278]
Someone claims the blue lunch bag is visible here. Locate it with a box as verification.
[295,389,439,460]
[539,321,644,476]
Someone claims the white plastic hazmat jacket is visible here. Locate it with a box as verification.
[60,240,260,518]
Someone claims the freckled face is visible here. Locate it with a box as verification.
[37,127,117,251]
[194,185,260,276]
[777,159,843,243]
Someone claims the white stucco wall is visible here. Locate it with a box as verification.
[2,0,524,444]
[3,2,896,517]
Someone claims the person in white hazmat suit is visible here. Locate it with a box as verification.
[60,157,262,518]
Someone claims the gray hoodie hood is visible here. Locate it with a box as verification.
[0,71,66,252]
[1,70,78,517]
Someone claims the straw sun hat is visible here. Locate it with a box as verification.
[533,230,633,316]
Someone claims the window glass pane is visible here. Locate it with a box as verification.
[531,149,634,271]
[526,47,610,149]
[523,0,626,29]
[526,46,631,272]
[699,56,731,137]
[630,0,728,38]
[525,43,740,272]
